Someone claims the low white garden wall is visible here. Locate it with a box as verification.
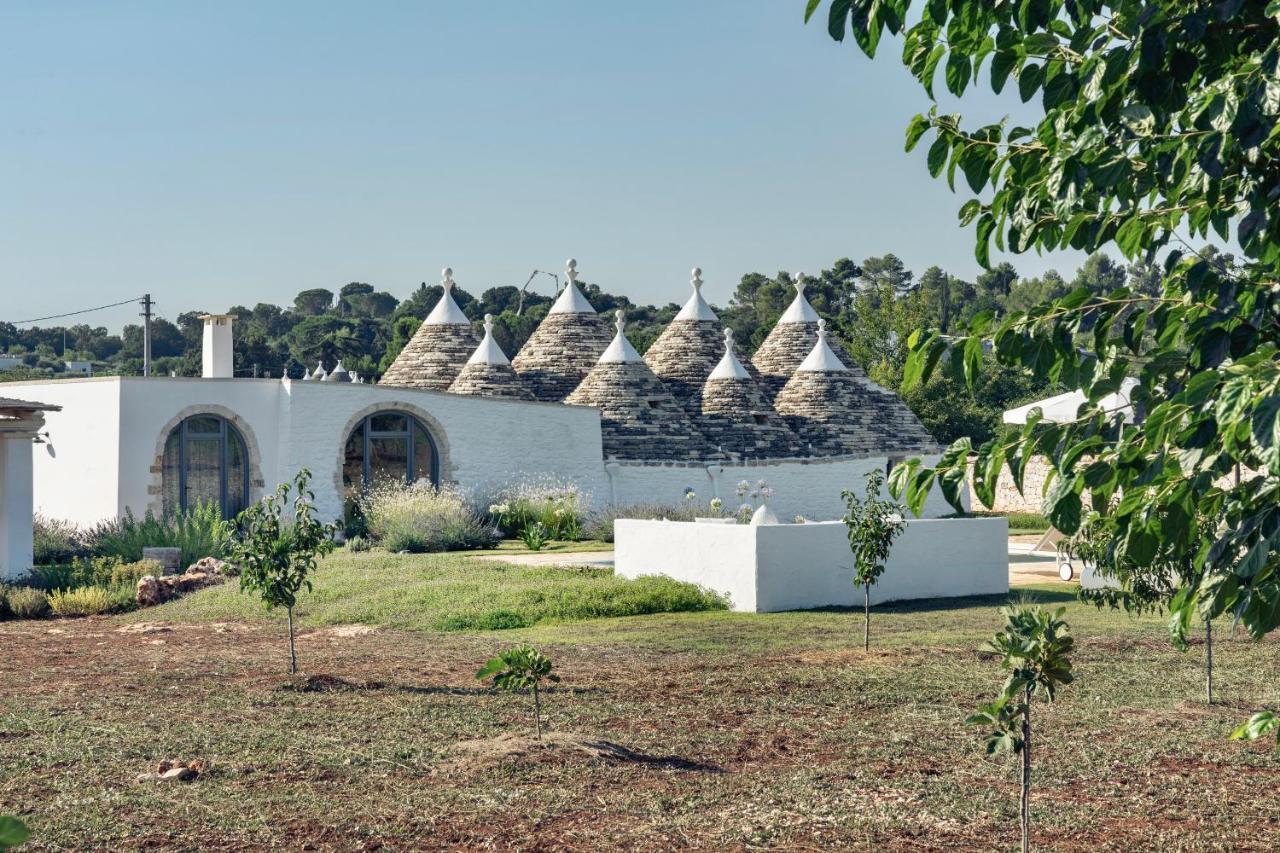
[615,517,1008,613]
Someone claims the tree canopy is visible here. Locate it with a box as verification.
[807,0,1279,745]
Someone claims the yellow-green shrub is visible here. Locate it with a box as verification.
[48,586,115,617]
[5,587,50,619]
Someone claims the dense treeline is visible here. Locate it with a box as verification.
[0,251,1175,443]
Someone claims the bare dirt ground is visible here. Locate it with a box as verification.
[1,600,1277,851]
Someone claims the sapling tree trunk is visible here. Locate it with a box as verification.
[863,583,871,652]
[533,683,543,740]
[287,606,298,675]
[1205,618,1213,705]
[1021,685,1032,853]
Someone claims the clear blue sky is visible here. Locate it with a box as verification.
[2,0,1086,332]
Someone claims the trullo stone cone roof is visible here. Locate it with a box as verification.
[773,320,940,457]
[448,314,535,400]
[643,267,736,417]
[380,268,479,391]
[699,328,802,458]
[750,274,860,400]
[565,310,715,461]
[511,259,613,401]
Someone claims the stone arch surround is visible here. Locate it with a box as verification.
[331,400,454,499]
[146,404,266,517]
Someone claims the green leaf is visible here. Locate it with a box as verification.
[963,335,984,392]
[926,135,949,178]
[826,0,851,41]
[803,0,822,23]
[920,44,947,99]
[1231,711,1280,751]
[945,52,972,96]
[0,816,29,849]
[1118,104,1155,137]
[975,213,996,268]
[905,114,931,152]
[1017,62,1043,102]
[1235,538,1270,579]
[1042,475,1082,534]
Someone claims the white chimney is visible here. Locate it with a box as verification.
[199,314,234,378]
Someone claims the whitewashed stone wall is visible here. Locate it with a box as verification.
[18,377,608,526]
[16,377,960,529]
[616,516,1008,612]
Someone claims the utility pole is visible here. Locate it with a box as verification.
[141,293,154,377]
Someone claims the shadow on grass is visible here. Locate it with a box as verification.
[800,587,1077,616]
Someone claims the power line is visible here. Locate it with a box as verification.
[10,296,147,326]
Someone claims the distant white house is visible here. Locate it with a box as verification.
[63,361,93,377]
[1003,378,1139,425]
[0,355,25,372]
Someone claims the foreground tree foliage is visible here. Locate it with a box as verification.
[967,604,1075,853]
[230,469,338,674]
[808,0,1280,748]
[840,470,907,650]
[476,645,561,740]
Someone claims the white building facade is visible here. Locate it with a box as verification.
[11,375,955,530]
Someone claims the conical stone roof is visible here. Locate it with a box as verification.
[565,310,715,461]
[774,321,941,457]
[751,274,861,400]
[511,259,613,401]
[700,329,802,459]
[448,315,535,400]
[380,268,479,391]
[644,268,732,416]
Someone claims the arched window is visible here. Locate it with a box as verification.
[161,415,250,519]
[343,411,438,497]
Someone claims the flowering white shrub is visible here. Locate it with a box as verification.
[482,476,589,540]
[360,482,496,553]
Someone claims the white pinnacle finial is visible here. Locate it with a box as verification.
[709,326,749,379]
[468,312,509,365]
[676,265,717,321]
[798,317,848,372]
[778,271,820,323]
[566,258,578,285]
[425,266,468,324]
[599,308,641,363]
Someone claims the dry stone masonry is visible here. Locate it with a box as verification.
[773,320,938,457]
[380,268,479,391]
[751,275,860,401]
[511,259,613,401]
[375,261,939,465]
[566,310,715,461]
[699,329,802,458]
[448,314,535,400]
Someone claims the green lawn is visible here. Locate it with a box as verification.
[131,548,722,632]
[467,538,616,556]
[4,553,1277,850]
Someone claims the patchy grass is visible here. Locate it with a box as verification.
[1,564,1277,850]
[126,550,722,632]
